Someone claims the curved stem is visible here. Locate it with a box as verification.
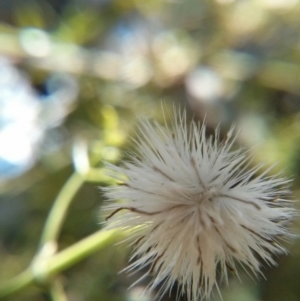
[39,172,84,247]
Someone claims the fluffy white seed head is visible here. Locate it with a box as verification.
[102,111,296,301]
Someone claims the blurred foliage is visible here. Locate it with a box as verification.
[0,0,300,301]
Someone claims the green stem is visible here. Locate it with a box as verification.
[46,229,119,276]
[0,269,33,298]
[0,229,120,299]
[40,172,84,247]
[49,279,68,301]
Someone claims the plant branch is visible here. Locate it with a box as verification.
[0,229,120,298]
[48,279,68,301]
[39,172,84,247]
[0,269,33,298]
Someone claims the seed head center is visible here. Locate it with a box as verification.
[200,187,218,203]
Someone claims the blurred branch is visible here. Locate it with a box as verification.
[0,134,122,299]
[85,168,115,183]
[49,279,68,301]
[45,229,119,276]
[39,172,85,248]
[0,229,120,298]
[0,269,33,298]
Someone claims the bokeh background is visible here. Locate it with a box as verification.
[0,0,300,300]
